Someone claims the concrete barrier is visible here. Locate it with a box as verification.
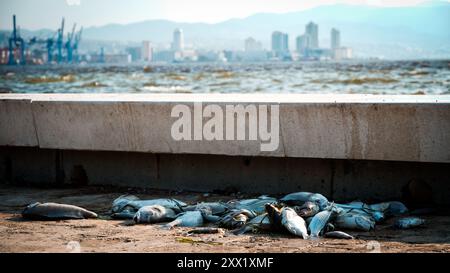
[1,94,450,203]
[1,93,449,162]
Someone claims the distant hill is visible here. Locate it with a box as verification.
[2,2,449,59]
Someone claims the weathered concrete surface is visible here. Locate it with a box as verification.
[1,147,449,204]
[0,94,449,204]
[0,98,38,147]
[0,94,449,163]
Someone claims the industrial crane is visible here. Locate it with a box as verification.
[7,15,26,65]
[72,27,83,63]
[65,23,77,63]
[56,18,65,64]
[46,33,56,63]
[5,15,82,65]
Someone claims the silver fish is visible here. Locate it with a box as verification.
[335,212,375,231]
[183,202,230,216]
[228,197,276,214]
[308,209,334,237]
[294,201,320,218]
[335,202,384,223]
[280,192,329,210]
[112,194,186,213]
[164,211,204,229]
[218,209,256,229]
[195,205,221,223]
[324,231,354,239]
[233,213,272,235]
[394,217,425,229]
[133,205,176,224]
[385,201,408,216]
[368,202,391,212]
[281,207,308,239]
[265,203,284,231]
[22,202,97,220]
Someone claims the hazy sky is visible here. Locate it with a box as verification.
[0,0,442,30]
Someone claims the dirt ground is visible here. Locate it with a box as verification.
[0,185,449,253]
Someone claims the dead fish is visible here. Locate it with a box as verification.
[218,209,256,229]
[308,209,334,237]
[280,192,329,210]
[368,202,391,212]
[228,196,276,214]
[394,217,425,229]
[294,201,320,218]
[133,205,176,224]
[336,202,384,223]
[187,227,225,235]
[183,202,230,215]
[112,194,186,213]
[324,231,354,240]
[325,222,335,233]
[233,213,272,235]
[371,211,385,223]
[265,203,284,231]
[195,205,221,223]
[335,212,375,231]
[385,201,408,216]
[164,211,204,229]
[281,207,308,239]
[22,202,97,220]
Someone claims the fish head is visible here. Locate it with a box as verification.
[265,203,283,228]
[133,206,162,223]
[296,201,320,217]
[232,214,248,228]
[22,202,41,215]
[371,211,385,223]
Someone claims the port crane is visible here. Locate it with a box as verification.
[72,27,83,63]
[56,18,65,63]
[7,15,26,65]
[65,23,77,63]
[4,15,82,65]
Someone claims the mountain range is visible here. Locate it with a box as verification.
[2,1,449,59]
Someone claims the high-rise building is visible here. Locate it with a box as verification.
[172,28,184,51]
[305,22,319,49]
[141,40,153,62]
[126,47,142,62]
[245,37,262,52]
[331,28,340,49]
[296,34,311,54]
[271,31,289,55]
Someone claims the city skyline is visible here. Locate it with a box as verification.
[1,1,448,60]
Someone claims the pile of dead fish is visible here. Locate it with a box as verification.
[22,192,426,239]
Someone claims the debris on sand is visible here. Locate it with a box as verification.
[176,237,223,246]
[187,227,225,235]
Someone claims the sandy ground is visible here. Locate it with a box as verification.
[0,185,449,253]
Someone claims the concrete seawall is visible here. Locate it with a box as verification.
[1,94,450,204]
